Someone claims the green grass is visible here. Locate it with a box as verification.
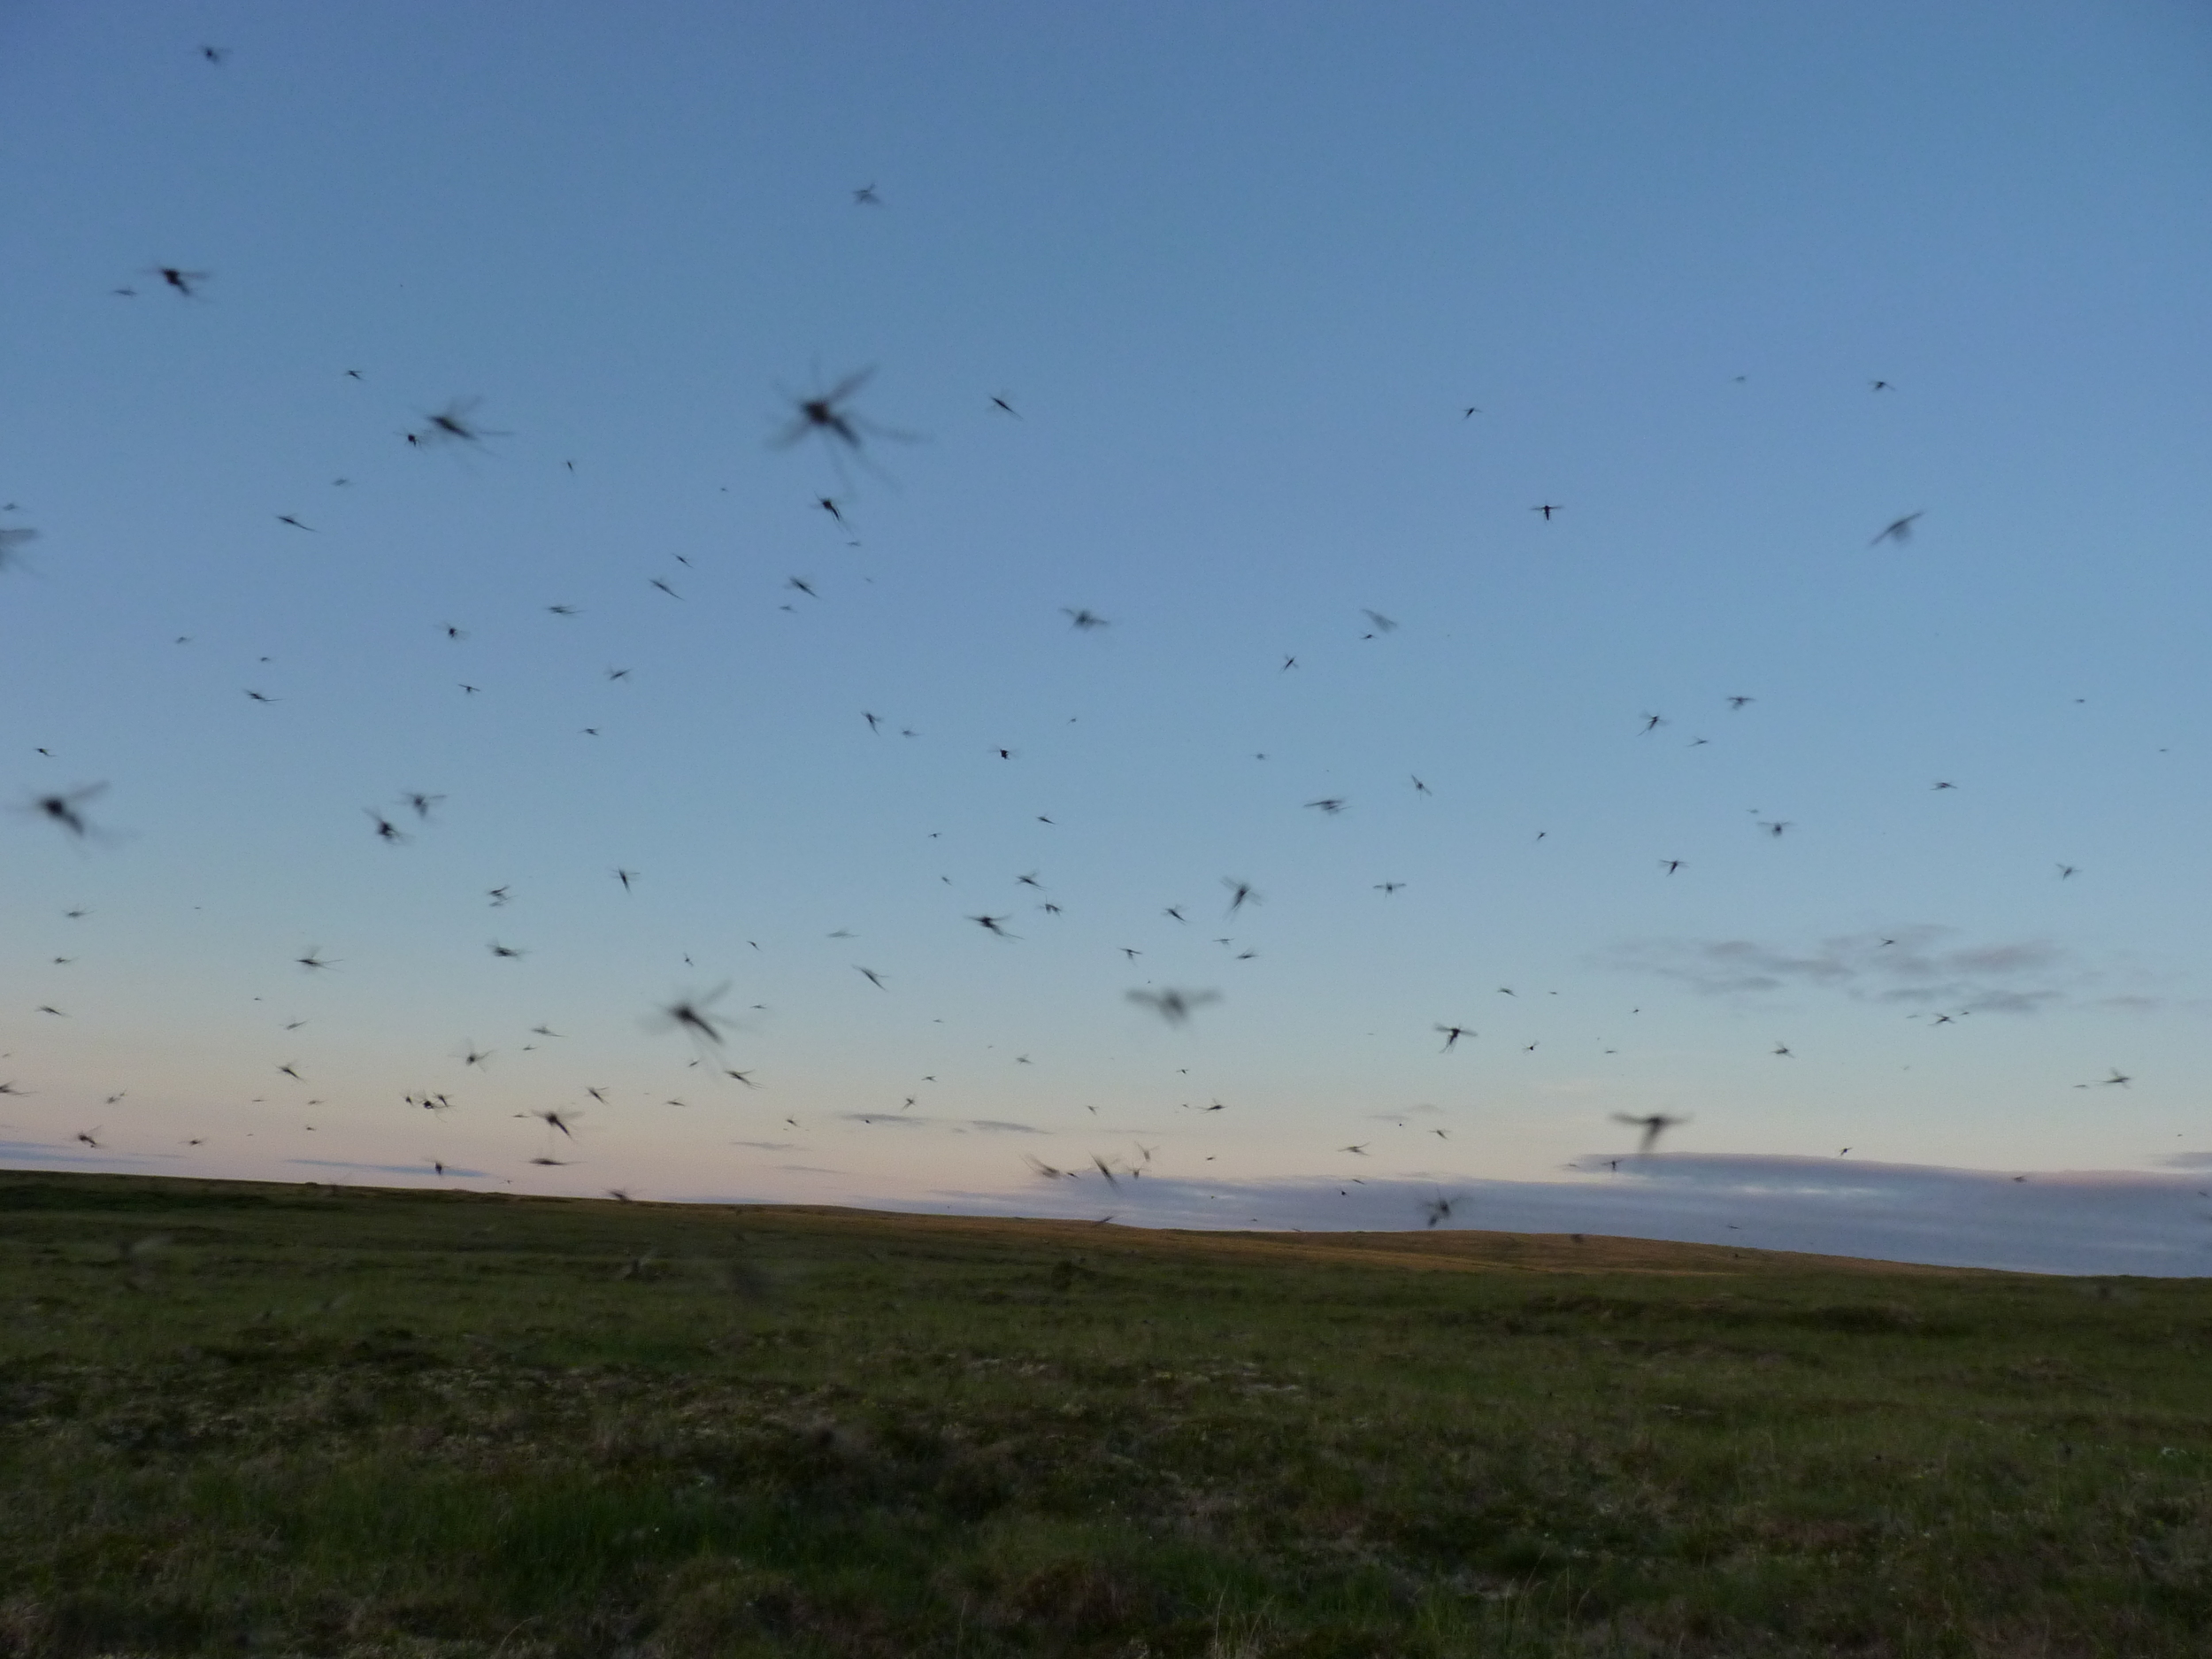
[1,1172,2208,1656]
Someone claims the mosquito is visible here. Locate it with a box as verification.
[770,365,918,484]
[151,265,210,297]
[1613,1111,1691,1153]
[25,783,108,840]
[407,397,506,449]
[652,983,735,1052]
[1126,987,1221,1025]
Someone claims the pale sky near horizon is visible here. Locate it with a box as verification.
[4,2,2211,1269]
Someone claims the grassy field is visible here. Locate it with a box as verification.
[0,1172,2207,1657]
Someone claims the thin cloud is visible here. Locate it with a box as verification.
[1609,926,2093,1013]
[0,1140,180,1168]
[835,1113,1046,1133]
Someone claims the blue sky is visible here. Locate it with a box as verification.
[4,2,2210,1271]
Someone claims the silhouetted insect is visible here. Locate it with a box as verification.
[408,397,504,448]
[1126,987,1220,1025]
[653,984,735,1050]
[1870,511,1923,546]
[26,783,107,839]
[1612,1111,1690,1153]
[771,365,916,481]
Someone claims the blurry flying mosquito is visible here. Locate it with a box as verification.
[650,983,736,1055]
[24,783,109,841]
[1870,511,1924,547]
[407,397,505,449]
[770,365,918,484]
[1125,987,1221,1025]
[150,265,210,297]
[1613,1111,1691,1154]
